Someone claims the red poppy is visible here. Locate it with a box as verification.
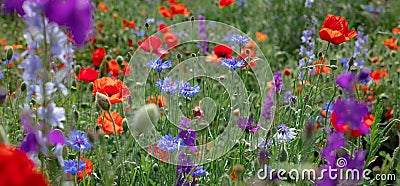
[138,36,163,53]
[97,111,124,134]
[163,31,179,48]
[385,108,393,120]
[382,38,400,50]
[147,95,167,108]
[77,66,99,83]
[331,113,374,137]
[314,60,331,74]
[92,48,105,67]
[213,44,233,58]
[0,143,49,186]
[219,0,235,8]
[77,158,93,181]
[370,70,387,82]
[122,61,131,76]
[319,14,357,44]
[122,19,135,30]
[159,6,174,18]
[92,77,130,104]
[159,23,169,33]
[392,27,400,34]
[128,39,133,47]
[283,68,291,76]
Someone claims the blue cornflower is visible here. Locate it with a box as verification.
[148,59,172,72]
[364,5,375,12]
[38,102,65,128]
[146,18,155,24]
[156,77,178,94]
[157,135,182,152]
[136,30,146,37]
[0,72,3,80]
[192,166,208,177]
[179,82,200,98]
[64,159,86,174]
[66,130,92,151]
[221,58,244,70]
[323,102,334,115]
[231,34,250,45]
[339,58,349,68]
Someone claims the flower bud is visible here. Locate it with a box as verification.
[330,65,338,70]
[279,143,288,162]
[105,55,112,61]
[144,22,150,29]
[347,57,354,68]
[152,163,159,172]
[116,56,124,65]
[95,92,111,111]
[390,51,397,58]
[176,53,182,59]
[20,82,27,92]
[6,47,13,61]
[75,65,81,75]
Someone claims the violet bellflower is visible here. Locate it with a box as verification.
[332,98,369,131]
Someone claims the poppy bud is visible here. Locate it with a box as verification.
[347,57,354,67]
[95,92,111,111]
[116,56,124,65]
[232,108,240,116]
[318,51,324,58]
[152,163,159,172]
[75,65,81,75]
[330,65,338,70]
[176,53,182,59]
[20,82,27,92]
[73,108,80,122]
[105,55,112,61]
[218,126,225,133]
[191,53,196,58]
[350,67,358,73]
[0,124,8,143]
[190,16,195,22]
[6,47,13,61]
[390,51,397,58]
[144,22,150,29]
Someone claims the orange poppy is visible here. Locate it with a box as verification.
[108,60,121,77]
[147,95,167,108]
[97,111,124,134]
[382,38,400,50]
[219,0,235,8]
[392,27,400,34]
[98,2,107,12]
[170,3,186,14]
[370,70,387,82]
[319,14,357,44]
[163,31,179,48]
[0,38,6,45]
[77,158,93,181]
[122,19,135,30]
[314,60,330,74]
[256,32,267,42]
[92,77,130,104]
[159,6,174,18]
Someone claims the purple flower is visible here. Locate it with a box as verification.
[358,67,371,84]
[38,102,66,128]
[2,0,26,15]
[178,129,196,147]
[66,130,92,151]
[64,159,86,174]
[0,86,7,103]
[336,72,356,92]
[221,58,245,70]
[148,59,172,72]
[157,135,182,152]
[197,16,208,53]
[44,0,94,46]
[179,82,200,98]
[156,77,178,94]
[179,116,192,129]
[332,98,368,131]
[273,124,297,142]
[262,90,274,121]
[305,0,314,8]
[321,131,346,165]
[273,71,283,93]
[192,166,207,177]
[18,54,42,82]
[20,133,38,153]
[237,117,260,133]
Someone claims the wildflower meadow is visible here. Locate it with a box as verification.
[1,0,400,185]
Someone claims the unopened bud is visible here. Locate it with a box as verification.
[144,22,150,29]
[95,92,111,111]
[330,65,338,70]
[390,51,397,58]
[347,57,355,67]
[20,82,27,92]
[190,16,195,22]
[116,56,124,65]
[75,65,81,75]
[176,53,182,59]
[152,163,159,172]
[105,55,112,61]
[6,47,13,61]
